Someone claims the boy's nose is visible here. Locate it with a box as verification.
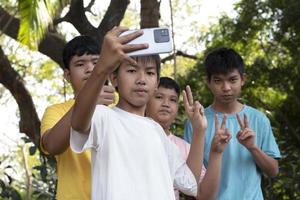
[222,82,231,91]
[136,72,146,85]
[162,99,169,107]
[86,62,95,73]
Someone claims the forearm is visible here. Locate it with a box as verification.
[249,146,279,177]
[197,152,222,200]
[186,129,205,183]
[71,68,108,133]
[42,108,73,155]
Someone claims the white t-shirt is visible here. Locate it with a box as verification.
[70,105,197,200]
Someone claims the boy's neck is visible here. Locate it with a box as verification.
[116,102,146,116]
[164,128,171,136]
[211,100,244,114]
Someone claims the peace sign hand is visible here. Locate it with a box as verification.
[236,114,256,150]
[183,85,207,134]
[211,114,232,154]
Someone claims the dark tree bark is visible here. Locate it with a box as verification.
[0,46,40,145]
[140,0,161,28]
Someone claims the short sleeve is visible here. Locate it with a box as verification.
[70,105,108,153]
[183,119,193,144]
[260,116,281,159]
[40,104,71,154]
[162,130,197,197]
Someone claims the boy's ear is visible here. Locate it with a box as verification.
[109,72,118,87]
[63,69,71,83]
[206,77,211,89]
[241,73,247,86]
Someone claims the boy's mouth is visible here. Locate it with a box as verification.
[134,89,148,95]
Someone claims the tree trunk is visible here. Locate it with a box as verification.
[140,0,161,28]
[0,46,40,145]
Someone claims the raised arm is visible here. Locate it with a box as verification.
[71,27,148,134]
[236,114,279,177]
[183,85,207,183]
[41,85,115,155]
[197,114,231,200]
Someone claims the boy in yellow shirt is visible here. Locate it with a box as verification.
[40,35,115,199]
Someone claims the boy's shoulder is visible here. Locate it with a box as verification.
[46,99,74,110]
[242,105,268,119]
[43,99,75,116]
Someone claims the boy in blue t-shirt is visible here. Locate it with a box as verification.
[184,47,281,200]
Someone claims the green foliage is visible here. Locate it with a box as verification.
[0,136,56,199]
[17,0,63,49]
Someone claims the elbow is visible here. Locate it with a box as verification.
[268,166,279,178]
[267,161,279,178]
[71,117,89,134]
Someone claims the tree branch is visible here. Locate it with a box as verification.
[96,0,130,47]
[0,6,66,67]
[64,0,96,36]
[0,46,40,146]
[161,50,198,63]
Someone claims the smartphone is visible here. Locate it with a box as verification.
[120,27,173,56]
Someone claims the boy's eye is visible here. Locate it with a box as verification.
[155,95,162,99]
[127,69,136,73]
[214,79,220,83]
[147,71,156,76]
[230,78,237,83]
[170,98,178,103]
[76,63,84,67]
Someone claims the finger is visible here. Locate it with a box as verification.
[236,130,242,139]
[194,101,201,115]
[244,114,249,128]
[225,129,232,143]
[236,114,243,129]
[220,114,227,130]
[100,93,115,100]
[182,90,190,113]
[100,99,114,106]
[119,29,144,44]
[122,43,149,53]
[109,26,129,36]
[122,55,138,66]
[240,130,254,140]
[215,114,219,132]
[102,85,115,93]
[185,85,194,106]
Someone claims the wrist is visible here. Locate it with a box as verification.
[247,145,259,152]
[95,61,111,76]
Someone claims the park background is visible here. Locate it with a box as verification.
[0,0,299,199]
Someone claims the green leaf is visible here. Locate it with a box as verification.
[17,0,62,50]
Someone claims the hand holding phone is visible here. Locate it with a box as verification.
[120,27,173,56]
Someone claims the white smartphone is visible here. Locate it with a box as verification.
[120,27,173,56]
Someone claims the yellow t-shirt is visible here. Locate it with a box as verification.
[40,99,91,200]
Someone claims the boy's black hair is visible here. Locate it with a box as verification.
[204,47,245,81]
[62,35,99,69]
[158,77,180,98]
[132,55,161,79]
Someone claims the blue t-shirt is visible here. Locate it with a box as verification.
[184,105,281,200]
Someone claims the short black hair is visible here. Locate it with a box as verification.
[158,77,180,98]
[204,47,245,81]
[62,35,99,69]
[132,55,161,79]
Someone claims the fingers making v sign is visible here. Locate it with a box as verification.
[211,114,232,154]
[236,114,256,149]
[183,85,207,134]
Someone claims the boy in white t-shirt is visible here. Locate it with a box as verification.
[70,27,231,200]
[146,77,231,200]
